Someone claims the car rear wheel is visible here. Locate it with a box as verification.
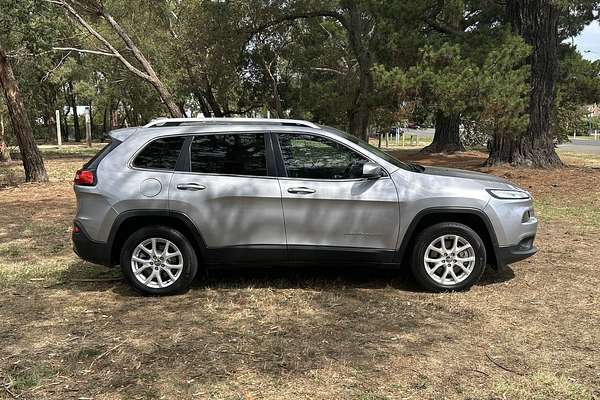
[411,222,486,292]
[120,226,198,295]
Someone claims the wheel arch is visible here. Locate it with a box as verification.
[108,210,207,266]
[396,208,499,268]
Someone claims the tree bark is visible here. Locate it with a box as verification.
[194,90,212,117]
[0,112,11,162]
[422,111,465,153]
[0,45,48,182]
[203,78,224,117]
[259,54,285,118]
[67,81,81,141]
[485,0,562,167]
[102,105,108,134]
[345,2,372,141]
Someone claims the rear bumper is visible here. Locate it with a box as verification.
[72,222,113,266]
[494,235,537,268]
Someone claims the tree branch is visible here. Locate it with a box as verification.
[52,47,116,57]
[424,18,465,36]
[51,0,151,81]
[249,10,348,37]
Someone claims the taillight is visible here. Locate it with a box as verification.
[74,169,95,186]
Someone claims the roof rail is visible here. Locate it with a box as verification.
[143,117,321,129]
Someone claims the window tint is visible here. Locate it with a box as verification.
[278,134,368,179]
[190,133,267,176]
[133,136,186,170]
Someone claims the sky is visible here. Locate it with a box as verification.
[572,21,600,61]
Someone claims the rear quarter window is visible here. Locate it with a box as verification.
[83,140,121,170]
[133,136,186,170]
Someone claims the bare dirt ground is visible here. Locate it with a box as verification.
[0,145,599,399]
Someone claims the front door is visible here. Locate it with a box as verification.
[274,132,400,263]
[169,132,285,264]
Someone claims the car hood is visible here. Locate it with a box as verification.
[421,166,512,186]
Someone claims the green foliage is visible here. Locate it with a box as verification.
[0,0,599,147]
[471,33,531,139]
[373,30,530,139]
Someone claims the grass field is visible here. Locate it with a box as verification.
[0,144,599,399]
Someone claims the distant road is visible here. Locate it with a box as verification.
[558,139,600,155]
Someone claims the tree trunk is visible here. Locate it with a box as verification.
[148,79,183,118]
[194,90,212,117]
[0,45,48,182]
[345,3,372,141]
[204,79,224,117]
[102,105,108,134]
[422,111,465,153]
[485,0,562,167]
[62,108,69,142]
[0,112,11,162]
[65,81,81,141]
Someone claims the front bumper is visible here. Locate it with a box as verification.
[494,235,537,268]
[72,222,113,266]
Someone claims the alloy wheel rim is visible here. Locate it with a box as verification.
[131,238,184,289]
[424,234,476,286]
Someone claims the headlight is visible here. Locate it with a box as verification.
[486,189,530,199]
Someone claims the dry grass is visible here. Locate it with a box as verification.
[0,145,599,399]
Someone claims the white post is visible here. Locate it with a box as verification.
[55,110,62,148]
[85,110,92,147]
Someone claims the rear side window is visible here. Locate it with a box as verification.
[133,136,186,170]
[190,133,267,176]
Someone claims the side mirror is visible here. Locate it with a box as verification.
[362,161,382,179]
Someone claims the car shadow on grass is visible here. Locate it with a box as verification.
[58,260,516,296]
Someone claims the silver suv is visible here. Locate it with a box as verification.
[72,118,537,295]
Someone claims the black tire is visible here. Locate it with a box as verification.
[120,225,198,295]
[410,222,486,292]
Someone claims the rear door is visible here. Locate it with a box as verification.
[273,132,400,263]
[169,132,286,264]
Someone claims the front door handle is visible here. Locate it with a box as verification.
[177,183,206,191]
[287,187,316,194]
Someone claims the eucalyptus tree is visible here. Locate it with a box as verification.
[0,0,48,182]
[50,0,184,118]
[247,0,379,140]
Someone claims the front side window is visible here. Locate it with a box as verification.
[133,136,186,170]
[278,133,369,179]
[190,133,267,176]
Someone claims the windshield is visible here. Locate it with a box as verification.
[319,125,419,172]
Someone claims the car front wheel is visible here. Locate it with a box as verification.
[120,226,198,295]
[411,222,486,292]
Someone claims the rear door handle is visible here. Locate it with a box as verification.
[287,187,316,194]
[177,183,206,191]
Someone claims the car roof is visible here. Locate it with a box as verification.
[109,118,327,142]
[144,117,321,129]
